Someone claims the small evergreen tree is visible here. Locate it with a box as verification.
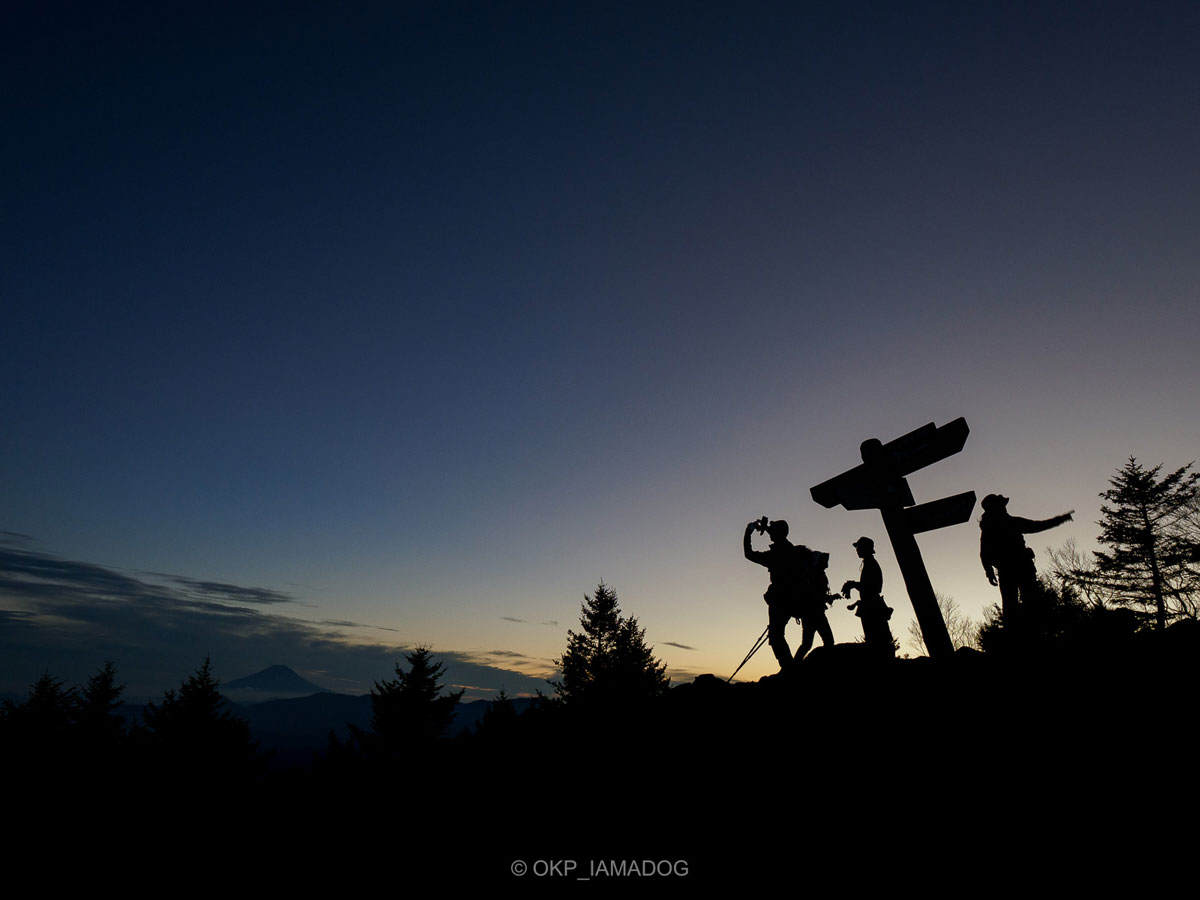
[1082,458,1200,629]
[474,688,519,741]
[554,582,670,706]
[139,656,260,779]
[16,671,77,730]
[2,672,77,766]
[356,646,464,758]
[76,661,125,742]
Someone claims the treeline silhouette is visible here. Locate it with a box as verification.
[1,657,264,793]
[7,588,1195,886]
[5,457,1198,884]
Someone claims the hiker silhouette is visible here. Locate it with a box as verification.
[979,494,1073,633]
[744,517,834,669]
[841,536,894,656]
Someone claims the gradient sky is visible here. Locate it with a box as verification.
[3,1,1198,700]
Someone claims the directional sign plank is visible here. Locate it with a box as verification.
[878,417,969,478]
[810,418,969,510]
[823,477,916,512]
[904,491,977,535]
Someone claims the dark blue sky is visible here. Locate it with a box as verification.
[3,2,1198,697]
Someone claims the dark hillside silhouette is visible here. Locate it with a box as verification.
[5,599,1197,888]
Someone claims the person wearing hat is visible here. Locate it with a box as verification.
[744,517,834,669]
[979,494,1073,632]
[842,536,894,656]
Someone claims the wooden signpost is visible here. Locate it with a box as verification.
[811,418,976,659]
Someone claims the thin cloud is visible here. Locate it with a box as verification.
[0,544,178,607]
[500,616,527,623]
[315,618,398,631]
[661,641,696,651]
[166,576,295,605]
[448,648,556,684]
[0,536,554,702]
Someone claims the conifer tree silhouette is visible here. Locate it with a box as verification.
[1084,458,1200,629]
[354,646,464,758]
[2,672,77,767]
[554,582,669,706]
[475,688,517,738]
[77,660,125,741]
[139,656,260,779]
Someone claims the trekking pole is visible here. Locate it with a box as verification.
[727,625,770,683]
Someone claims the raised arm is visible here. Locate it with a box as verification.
[744,521,768,565]
[1014,510,1074,535]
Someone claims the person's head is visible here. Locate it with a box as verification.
[852,536,875,558]
[981,493,1009,513]
[767,519,789,542]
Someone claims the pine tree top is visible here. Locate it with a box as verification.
[554,582,670,706]
[366,646,465,748]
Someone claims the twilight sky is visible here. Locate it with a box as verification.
[3,1,1198,700]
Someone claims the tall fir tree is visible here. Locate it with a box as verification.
[139,656,261,779]
[474,688,518,740]
[355,646,465,758]
[2,672,77,765]
[76,660,127,772]
[77,661,125,739]
[554,582,670,706]
[1084,458,1200,629]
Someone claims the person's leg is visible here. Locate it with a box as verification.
[864,615,895,656]
[817,612,834,647]
[999,571,1019,631]
[768,605,792,669]
[794,616,815,662]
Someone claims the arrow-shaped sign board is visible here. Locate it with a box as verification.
[905,491,977,535]
[885,417,969,479]
[810,418,970,510]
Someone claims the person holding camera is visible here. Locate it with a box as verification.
[744,517,834,670]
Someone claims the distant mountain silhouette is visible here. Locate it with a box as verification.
[239,691,371,769]
[222,664,330,703]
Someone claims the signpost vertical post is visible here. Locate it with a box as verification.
[810,418,976,660]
